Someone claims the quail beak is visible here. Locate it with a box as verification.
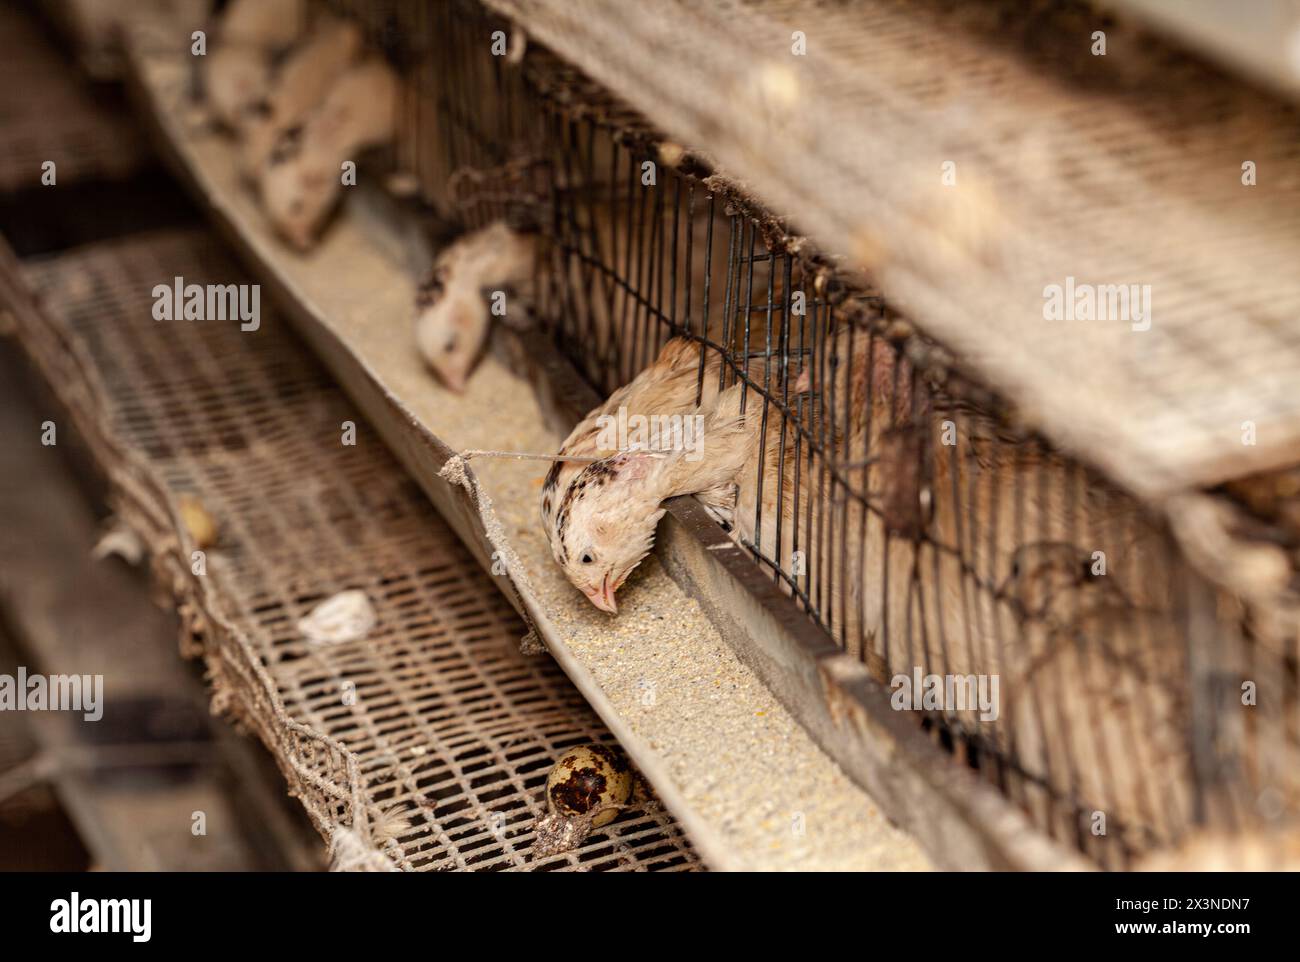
[585,573,618,614]
[440,369,467,393]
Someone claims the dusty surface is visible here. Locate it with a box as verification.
[131,42,931,871]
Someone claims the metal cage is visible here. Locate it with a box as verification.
[324,0,1298,868]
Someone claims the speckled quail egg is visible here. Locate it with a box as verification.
[545,744,633,829]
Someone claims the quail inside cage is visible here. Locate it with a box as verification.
[8,0,1300,878]
[164,0,1300,870]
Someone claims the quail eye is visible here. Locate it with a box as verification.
[580,553,594,564]
[444,335,458,353]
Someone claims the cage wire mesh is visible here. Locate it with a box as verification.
[479,0,1300,510]
[11,228,700,872]
[305,0,1300,868]
[0,3,148,192]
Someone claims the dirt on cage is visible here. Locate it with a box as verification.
[5,228,701,871]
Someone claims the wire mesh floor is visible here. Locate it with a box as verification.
[15,227,700,872]
[0,3,148,193]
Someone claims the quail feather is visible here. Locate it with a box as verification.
[260,57,398,251]
[414,221,539,392]
[240,14,364,179]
